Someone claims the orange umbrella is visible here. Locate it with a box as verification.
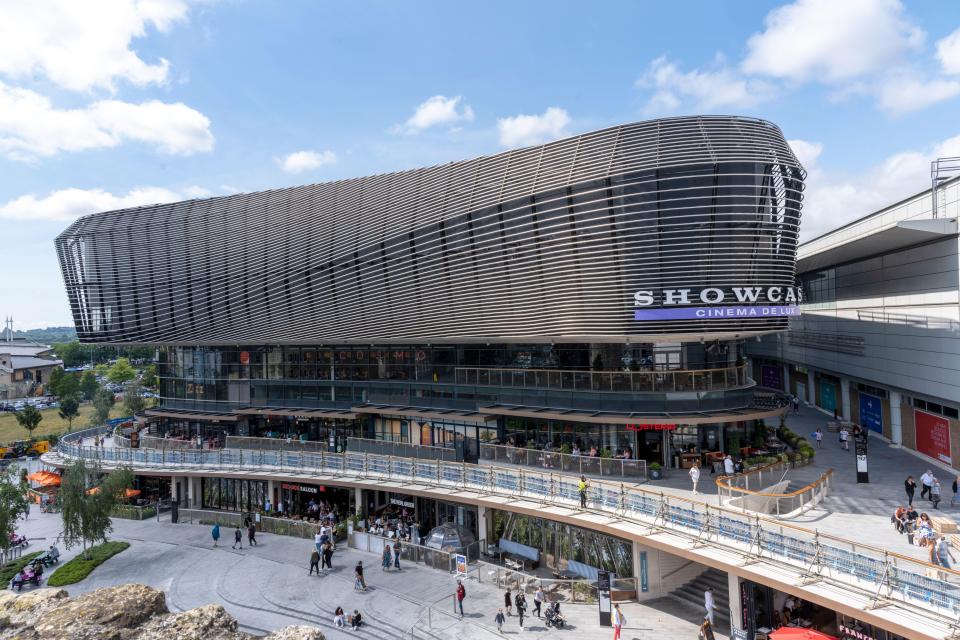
[769,628,838,640]
[125,489,141,497]
[26,471,61,487]
[86,486,100,495]
[86,487,140,497]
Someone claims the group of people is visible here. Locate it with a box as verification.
[263,497,342,525]
[210,519,259,549]
[332,606,363,630]
[688,455,745,494]
[362,506,418,542]
[905,470,958,510]
[310,523,336,574]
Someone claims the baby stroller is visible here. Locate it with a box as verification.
[9,532,28,549]
[11,562,43,591]
[544,602,566,629]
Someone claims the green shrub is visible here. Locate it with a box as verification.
[559,444,572,455]
[0,552,42,589]
[47,541,129,586]
[111,506,156,520]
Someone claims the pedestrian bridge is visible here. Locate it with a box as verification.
[44,426,957,640]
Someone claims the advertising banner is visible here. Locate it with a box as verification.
[915,409,952,465]
[760,365,783,390]
[820,383,836,413]
[858,393,883,433]
[634,305,800,321]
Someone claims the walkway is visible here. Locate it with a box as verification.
[14,509,724,640]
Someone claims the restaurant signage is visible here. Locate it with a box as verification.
[626,424,676,431]
[635,305,800,321]
[839,623,878,640]
[390,496,415,508]
[281,482,319,494]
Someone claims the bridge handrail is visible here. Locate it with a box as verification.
[50,438,960,623]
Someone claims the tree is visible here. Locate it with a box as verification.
[15,405,43,439]
[80,371,98,401]
[140,364,158,389]
[59,396,81,430]
[59,372,81,399]
[91,387,115,426]
[107,358,136,385]
[123,381,145,415]
[48,366,65,397]
[59,459,133,558]
[0,467,29,555]
[52,341,86,368]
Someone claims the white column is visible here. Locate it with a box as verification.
[727,571,742,635]
[889,391,903,446]
[353,487,363,516]
[807,370,816,405]
[477,506,489,542]
[840,378,852,421]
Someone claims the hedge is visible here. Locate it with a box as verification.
[0,551,42,589]
[47,541,130,586]
[111,506,156,521]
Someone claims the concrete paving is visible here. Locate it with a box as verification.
[12,509,724,640]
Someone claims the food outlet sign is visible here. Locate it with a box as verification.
[633,286,803,321]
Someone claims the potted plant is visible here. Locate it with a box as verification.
[649,462,663,480]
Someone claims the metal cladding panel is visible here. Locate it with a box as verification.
[55,116,804,345]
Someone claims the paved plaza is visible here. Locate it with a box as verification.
[14,509,723,640]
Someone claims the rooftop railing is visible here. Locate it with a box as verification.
[53,425,960,630]
[480,443,647,481]
[454,364,749,393]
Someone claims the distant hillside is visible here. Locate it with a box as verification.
[11,326,78,344]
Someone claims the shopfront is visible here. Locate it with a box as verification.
[836,615,907,640]
[362,490,478,541]
[202,477,267,513]
[277,482,351,517]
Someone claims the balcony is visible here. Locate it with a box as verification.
[454,364,749,394]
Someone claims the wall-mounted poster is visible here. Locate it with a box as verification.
[915,409,951,465]
[760,365,783,390]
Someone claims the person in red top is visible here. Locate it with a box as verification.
[456,580,466,617]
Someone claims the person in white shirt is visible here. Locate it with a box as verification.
[612,603,626,640]
[689,462,701,494]
[839,428,849,451]
[921,470,935,501]
[723,455,734,475]
[704,588,715,625]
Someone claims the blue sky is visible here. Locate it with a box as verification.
[3,0,960,328]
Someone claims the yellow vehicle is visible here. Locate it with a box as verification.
[27,441,50,456]
[0,440,50,459]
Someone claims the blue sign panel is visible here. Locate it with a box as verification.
[634,305,800,321]
[819,383,836,413]
[859,392,883,433]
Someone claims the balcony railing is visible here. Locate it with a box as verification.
[480,443,647,480]
[454,364,749,393]
[52,425,960,631]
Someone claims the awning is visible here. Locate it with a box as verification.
[350,404,498,424]
[85,487,140,498]
[769,628,838,640]
[477,404,786,425]
[26,471,61,487]
[145,409,238,422]
[233,407,357,420]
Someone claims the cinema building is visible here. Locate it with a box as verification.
[56,115,804,471]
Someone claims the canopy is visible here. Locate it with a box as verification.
[769,628,838,640]
[86,487,141,498]
[26,471,61,487]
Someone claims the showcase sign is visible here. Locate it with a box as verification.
[626,424,676,431]
[915,409,952,464]
[634,305,799,321]
[633,286,804,307]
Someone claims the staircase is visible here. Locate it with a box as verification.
[672,567,730,629]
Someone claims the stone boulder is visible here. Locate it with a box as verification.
[0,584,324,640]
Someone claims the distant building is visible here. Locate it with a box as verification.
[0,319,64,398]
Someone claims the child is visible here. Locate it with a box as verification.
[494,608,505,633]
[232,527,242,550]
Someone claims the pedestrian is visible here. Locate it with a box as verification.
[350,609,363,630]
[247,523,257,546]
[905,475,917,506]
[699,618,715,640]
[938,536,958,572]
[333,606,345,628]
[211,523,220,547]
[456,579,466,617]
[504,589,513,616]
[354,560,366,591]
[393,538,402,570]
[578,475,589,508]
[921,470,935,501]
[534,586,544,617]
[723,454,734,475]
[382,543,392,571]
[932,479,943,509]
[792,395,800,415]
[613,603,626,640]
[515,591,526,627]
[232,527,242,550]
[322,541,334,570]
[494,608,506,633]
[704,587,715,625]
[309,549,320,575]
[315,529,324,555]
[839,427,849,451]
[814,428,823,449]
[690,461,701,494]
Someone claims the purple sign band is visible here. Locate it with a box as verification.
[634,305,801,321]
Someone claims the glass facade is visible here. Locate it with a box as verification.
[201,477,267,513]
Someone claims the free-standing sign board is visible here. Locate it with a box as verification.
[455,554,467,578]
[598,570,612,627]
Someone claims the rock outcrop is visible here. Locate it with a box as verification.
[0,584,324,640]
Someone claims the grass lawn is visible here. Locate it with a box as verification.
[47,541,130,587]
[0,404,128,444]
[0,551,42,589]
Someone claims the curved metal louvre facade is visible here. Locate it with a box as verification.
[56,116,804,345]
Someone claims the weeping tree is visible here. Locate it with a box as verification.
[0,466,29,556]
[60,459,133,559]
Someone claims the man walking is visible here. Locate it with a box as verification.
[515,591,526,628]
[613,603,626,640]
[921,470,935,501]
[247,522,257,546]
[232,527,242,550]
[355,560,366,591]
[533,586,545,617]
[792,395,800,415]
[839,427,849,451]
[309,549,320,576]
[456,579,466,617]
[393,538,402,570]
[578,475,589,508]
[814,428,823,449]
[704,587,715,625]
[690,461,701,494]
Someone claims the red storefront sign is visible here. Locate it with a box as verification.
[239,351,250,365]
[915,409,952,464]
[626,424,677,431]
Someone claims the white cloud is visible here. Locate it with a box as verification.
[875,72,960,114]
[497,107,571,148]
[277,150,337,174]
[936,28,960,75]
[0,82,214,160]
[396,95,474,135]
[0,0,188,92]
[0,185,213,222]
[639,56,776,115]
[793,134,960,241]
[742,0,924,83]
